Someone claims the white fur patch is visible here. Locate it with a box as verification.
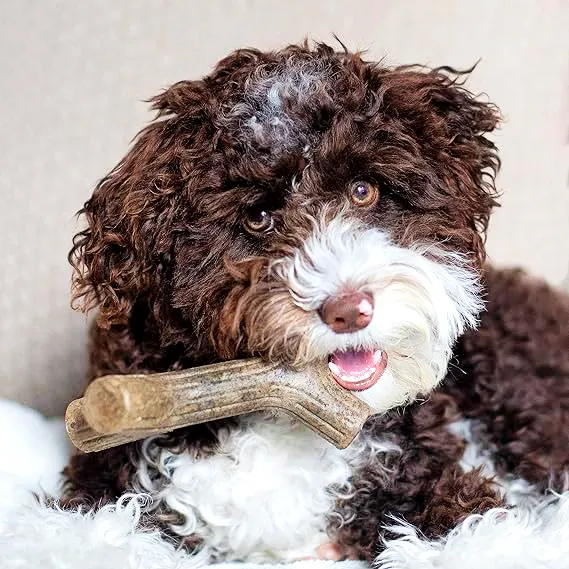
[273,217,483,413]
[376,492,569,569]
[226,59,330,153]
[5,490,569,569]
[449,419,538,507]
[0,400,70,508]
[133,413,400,562]
[0,494,209,569]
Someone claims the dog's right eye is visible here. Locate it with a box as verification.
[244,208,274,234]
[349,181,379,207]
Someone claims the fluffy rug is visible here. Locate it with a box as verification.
[1,400,569,569]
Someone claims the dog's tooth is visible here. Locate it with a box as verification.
[373,349,383,364]
[328,361,342,376]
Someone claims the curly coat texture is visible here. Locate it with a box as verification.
[69,42,499,370]
[63,42,569,562]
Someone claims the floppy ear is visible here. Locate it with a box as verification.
[424,66,501,235]
[376,64,501,264]
[69,81,210,327]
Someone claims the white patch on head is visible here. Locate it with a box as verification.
[273,216,484,413]
[226,59,331,153]
[133,413,400,563]
[449,419,539,508]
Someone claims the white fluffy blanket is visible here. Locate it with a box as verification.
[1,399,569,569]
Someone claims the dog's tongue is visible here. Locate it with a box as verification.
[328,349,386,392]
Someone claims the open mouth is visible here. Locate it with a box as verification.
[328,349,388,391]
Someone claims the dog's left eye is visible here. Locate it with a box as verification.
[349,181,379,207]
[244,208,274,234]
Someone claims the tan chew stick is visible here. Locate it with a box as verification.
[65,358,373,453]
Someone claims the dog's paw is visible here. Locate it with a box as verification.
[298,541,358,561]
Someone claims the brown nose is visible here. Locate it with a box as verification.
[319,291,374,334]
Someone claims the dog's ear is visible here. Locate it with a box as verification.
[69,81,210,327]
[376,65,501,264]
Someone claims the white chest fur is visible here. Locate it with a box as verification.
[134,413,398,562]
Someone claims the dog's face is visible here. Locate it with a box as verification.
[71,43,500,413]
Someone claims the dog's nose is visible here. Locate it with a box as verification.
[319,291,374,334]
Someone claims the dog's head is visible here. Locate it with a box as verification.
[70,42,500,413]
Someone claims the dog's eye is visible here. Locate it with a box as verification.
[349,181,379,207]
[244,208,274,234]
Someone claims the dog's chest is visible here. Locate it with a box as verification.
[134,414,397,562]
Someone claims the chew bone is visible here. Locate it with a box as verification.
[65,358,373,453]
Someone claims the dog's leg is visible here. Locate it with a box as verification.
[406,467,504,537]
[329,392,505,562]
[333,463,504,561]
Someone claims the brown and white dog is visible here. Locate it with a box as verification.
[64,42,569,563]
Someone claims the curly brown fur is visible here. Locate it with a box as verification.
[69,41,499,369]
[447,267,569,486]
[62,41,569,563]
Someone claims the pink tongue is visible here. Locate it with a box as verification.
[330,350,375,377]
[329,349,386,391]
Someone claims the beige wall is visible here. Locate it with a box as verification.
[1,0,568,416]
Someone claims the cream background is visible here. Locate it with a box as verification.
[1,0,568,416]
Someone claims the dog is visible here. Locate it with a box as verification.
[63,41,569,563]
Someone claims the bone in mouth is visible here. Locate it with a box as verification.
[65,358,373,453]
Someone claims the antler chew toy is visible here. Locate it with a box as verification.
[65,358,373,453]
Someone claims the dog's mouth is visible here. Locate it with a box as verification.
[328,349,388,391]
